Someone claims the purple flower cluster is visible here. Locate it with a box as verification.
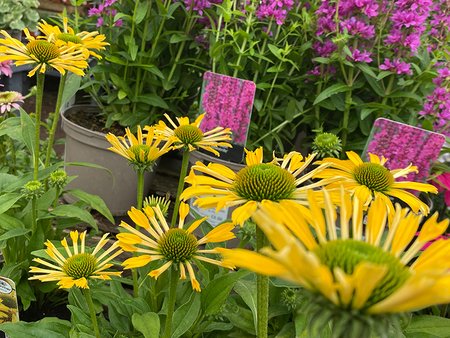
[379,58,412,75]
[385,0,433,54]
[419,65,450,137]
[427,0,450,51]
[200,72,256,145]
[349,48,372,63]
[88,0,123,27]
[256,0,295,25]
[366,118,446,182]
[183,0,222,15]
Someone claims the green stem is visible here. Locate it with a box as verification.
[83,288,101,338]
[170,149,190,227]
[31,198,37,234]
[45,72,67,168]
[136,168,145,210]
[341,66,354,150]
[233,9,254,78]
[34,72,45,180]
[150,0,172,59]
[163,267,179,338]
[124,0,141,80]
[256,227,269,338]
[212,13,224,73]
[8,135,16,175]
[252,18,273,83]
[314,70,324,130]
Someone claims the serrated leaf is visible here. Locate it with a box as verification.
[313,83,349,105]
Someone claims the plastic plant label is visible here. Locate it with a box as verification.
[363,118,446,182]
[0,276,19,338]
[189,199,230,227]
[199,71,256,163]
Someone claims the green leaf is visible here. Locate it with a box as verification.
[62,74,81,107]
[0,117,23,140]
[313,83,350,105]
[136,95,169,109]
[234,279,257,332]
[0,228,31,241]
[20,108,35,155]
[67,305,91,327]
[363,73,385,97]
[134,1,149,24]
[118,89,127,100]
[65,189,114,224]
[0,213,26,231]
[0,193,22,214]
[169,32,191,44]
[0,317,72,338]
[387,91,422,102]
[201,270,250,316]
[356,63,377,78]
[360,108,378,120]
[132,312,160,338]
[50,205,98,231]
[172,292,201,338]
[405,315,450,338]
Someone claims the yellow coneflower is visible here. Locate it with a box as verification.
[181,147,331,226]
[106,126,173,171]
[218,189,450,337]
[151,113,232,156]
[29,231,122,289]
[117,203,235,291]
[38,18,108,59]
[314,151,437,215]
[0,29,88,77]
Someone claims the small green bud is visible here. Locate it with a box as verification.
[143,194,171,217]
[312,132,342,159]
[22,180,43,199]
[281,288,300,311]
[49,169,68,189]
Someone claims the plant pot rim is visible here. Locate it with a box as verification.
[61,104,108,140]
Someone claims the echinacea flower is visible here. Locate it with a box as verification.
[434,172,450,206]
[218,189,450,337]
[181,147,331,226]
[0,29,89,77]
[0,60,12,77]
[117,203,235,291]
[314,151,437,215]
[38,18,108,59]
[0,91,23,114]
[106,126,173,171]
[152,113,232,156]
[29,231,123,289]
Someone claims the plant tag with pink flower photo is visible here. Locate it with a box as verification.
[363,118,446,182]
[199,71,256,163]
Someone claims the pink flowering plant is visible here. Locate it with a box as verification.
[191,0,450,154]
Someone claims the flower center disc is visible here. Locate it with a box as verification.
[233,163,296,202]
[315,239,410,307]
[57,33,82,44]
[158,229,197,263]
[353,163,394,192]
[63,253,97,279]
[27,40,60,63]
[0,91,21,104]
[129,144,151,161]
[174,125,203,145]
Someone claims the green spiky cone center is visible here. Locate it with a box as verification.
[174,125,203,145]
[233,163,296,202]
[27,40,60,62]
[63,253,97,279]
[353,163,394,192]
[57,33,82,44]
[314,239,410,308]
[158,229,198,263]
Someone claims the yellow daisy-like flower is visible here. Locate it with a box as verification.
[151,113,232,156]
[106,126,173,170]
[0,29,89,77]
[117,203,235,291]
[218,190,450,336]
[314,151,437,215]
[38,18,108,59]
[29,231,123,289]
[180,147,331,226]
